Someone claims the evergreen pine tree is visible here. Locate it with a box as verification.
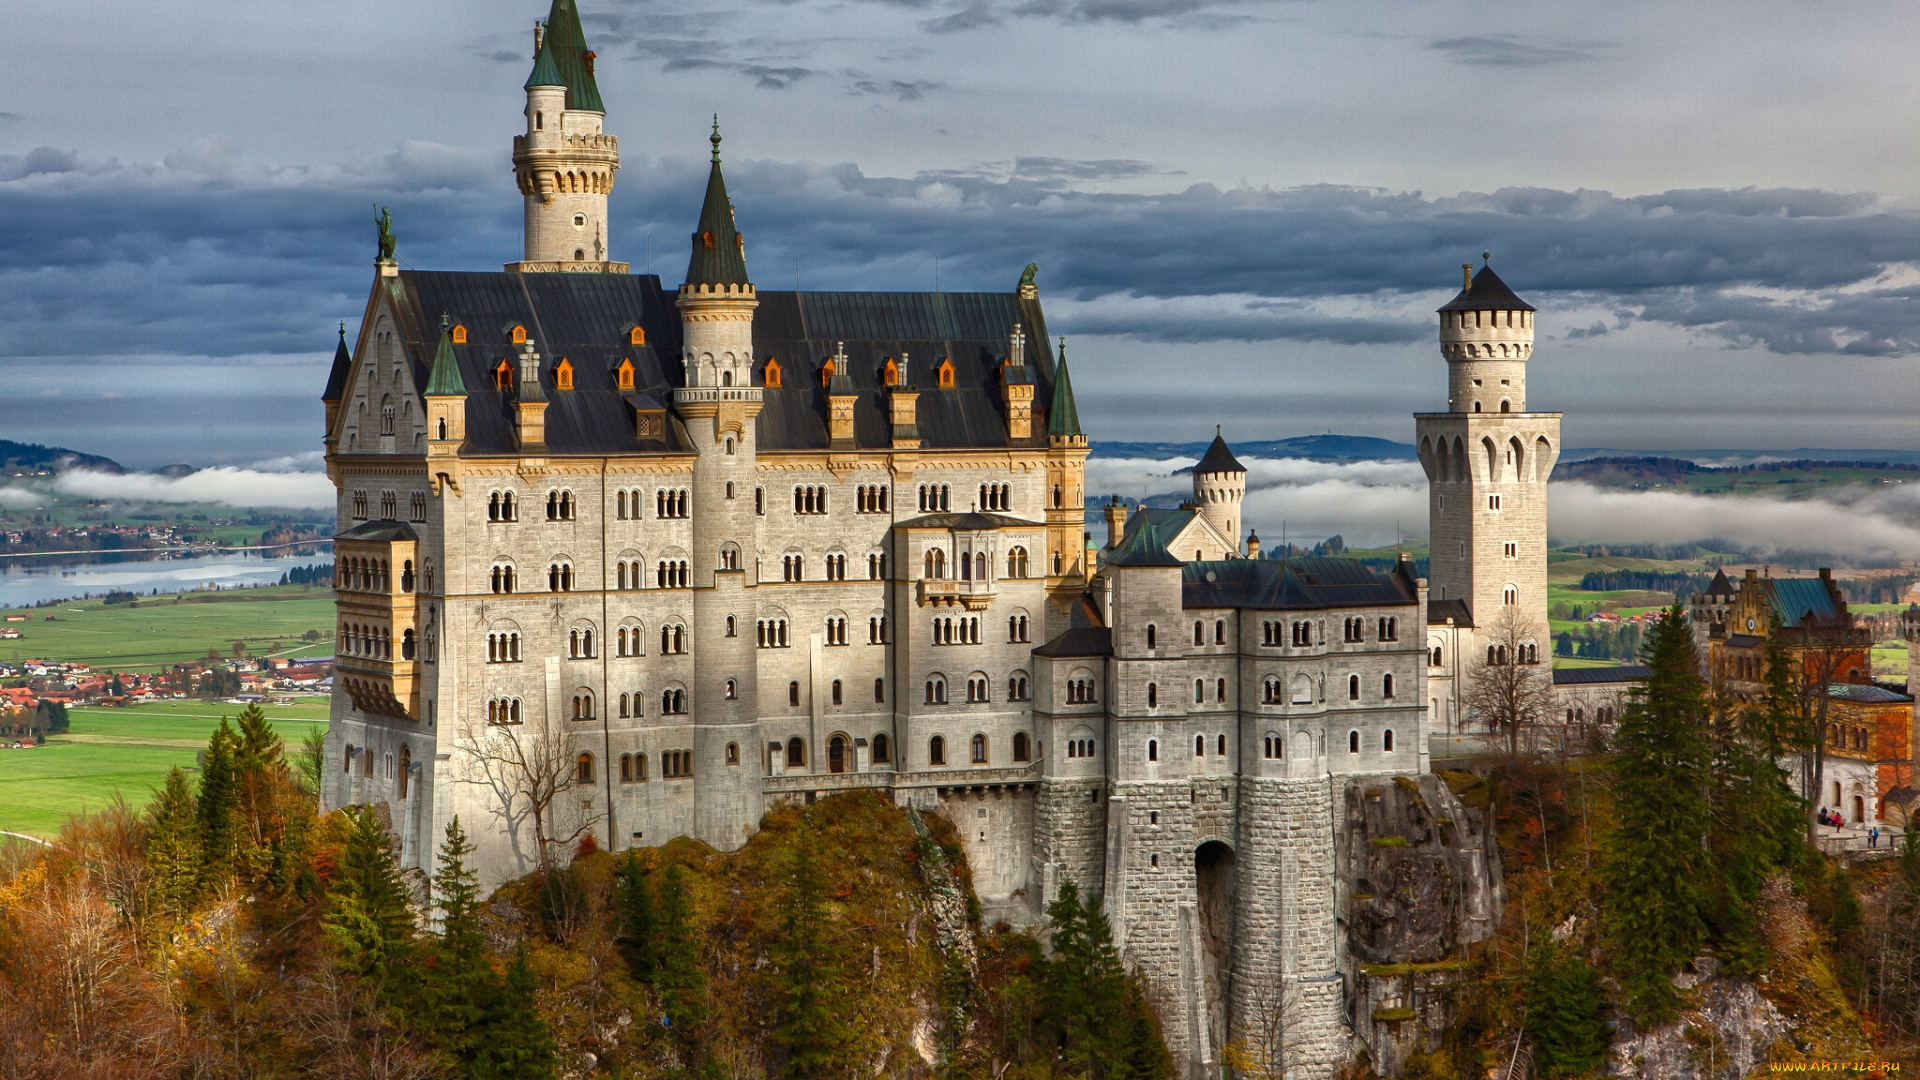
[1112,978,1175,1080]
[1523,941,1610,1079]
[1601,606,1714,1023]
[770,828,849,1079]
[234,703,282,771]
[613,851,658,983]
[321,804,415,987]
[196,718,239,882]
[418,816,498,1069]
[147,766,202,918]
[1045,880,1128,1076]
[657,860,712,1069]
[473,945,558,1080]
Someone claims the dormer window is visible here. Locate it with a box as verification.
[494,360,513,391]
[616,358,635,391]
[763,358,782,388]
[820,356,835,387]
[451,324,467,344]
[555,358,574,390]
[702,230,714,250]
[629,325,646,346]
[510,325,527,345]
[736,233,745,253]
[937,357,955,389]
[883,357,899,386]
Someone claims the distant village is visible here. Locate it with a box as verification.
[0,651,332,745]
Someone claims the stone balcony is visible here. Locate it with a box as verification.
[334,653,418,720]
[917,578,997,610]
[672,387,764,406]
[763,762,1041,795]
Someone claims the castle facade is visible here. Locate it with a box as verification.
[321,4,1549,1073]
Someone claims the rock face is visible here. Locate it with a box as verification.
[1607,959,1789,1080]
[1338,774,1503,1076]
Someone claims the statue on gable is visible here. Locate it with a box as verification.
[1018,262,1039,299]
[375,205,397,262]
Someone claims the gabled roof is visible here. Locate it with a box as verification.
[895,511,1039,531]
[1046,344,1081,438]
[1182,556,1417,611]
[1427,598,1473,627]
[1763,577,1844,627]
[1438,263,1535,313]
[322,325,352,402]
[335,519,419,543]
[1109,511,1184,568]
[425,319,466,396]
[1194,431,1246,474]
[1032,626,1113,658]
[1703,568,1737,597]
[1827,682,1911,704]
[1551,665,1652,686]
[530,0,603,112]
[686,122,749,288]
[365,271,1065,456]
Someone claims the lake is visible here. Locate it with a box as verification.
[0,547,332,608]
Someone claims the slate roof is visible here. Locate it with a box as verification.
[1046,347,1081,439]
[1724,633,1766,649]
[1704,568,1737,597]
[425,320,465,396]
[1109,512,1184,568]
[1194,432,1246,474]
[687,125,749,288]
[1181,556,1418,611]
[531,0,603,112]
[1032,626,1113,658]
[1827,682,1911,704]
[1551,665,1652,686]
[360,271,1066,457]
[895,511,1040,531]
[1428,598,1473,627]
[336,519,418,543]
[1438,264,1535,313]
[323,326,352,402]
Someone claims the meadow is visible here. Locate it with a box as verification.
[1,585,335,673]
[0,697,328,839]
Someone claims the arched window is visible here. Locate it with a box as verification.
[872,733,890,763]
[1195,679,1205,703]
[1384,729,1396,752]
[971,734,987,764]
[1013,732,1030,762]
[1147,739,1158,762]
[1215,620,1226,644]
[1349,674,1360,700]
[1195,734,1206,757]
[575,753,594,783]
[1146,624,1156,649]
[1383,673,1394,698]
[789,682,801,707]
[930,736,947,766]
[1348,730,1360,754]
[1431,646,1443,667]
[1147,683,1158,708]
[831,679,843,706]
[787,737,806,767]
[1194,621,1205,646]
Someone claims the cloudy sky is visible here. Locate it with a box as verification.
[7,0,1920,468]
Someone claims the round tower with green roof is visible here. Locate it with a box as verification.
[510,0,624,273]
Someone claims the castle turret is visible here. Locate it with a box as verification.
[673,120,763,851]
[423,315,468,475]
[1416,258,1559,630]
[1191,428,1246,556]
[510,0,624,273]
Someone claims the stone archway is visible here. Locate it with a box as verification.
[1195,840,1237,1065]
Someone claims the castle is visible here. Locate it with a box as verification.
[320,2,1553,1073]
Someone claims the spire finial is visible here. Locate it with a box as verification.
[1483,250,1491,265]
[711,115,722,163]
[1058,335,1066,362]
[339,321,346,338]
[440,312,449,330]
[1217,423,1222,436]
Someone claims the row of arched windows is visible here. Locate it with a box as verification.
[979,483,1010,511]
[546,490,576,521]
[340,622,389,659]
[933,616,980,644]
[1485,643,1540,665]
[487,632,521,662]
[793,486,828,515]
[658,560,689,588]
[918,484,951,512]
[657,489,689,518]
[857,485,890,513]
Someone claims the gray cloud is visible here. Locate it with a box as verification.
[1427,35,1606,67]
[850,78,944,100]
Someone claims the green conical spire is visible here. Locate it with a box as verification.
[685,118,750,287]
[1047,336,1082,439]
[525,0,603,112]
[426,314,467,396]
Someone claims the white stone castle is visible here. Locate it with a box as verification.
[321,3,1556,1073]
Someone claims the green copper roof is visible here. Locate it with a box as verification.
[1109,511,1184,568]
[685,120,751,287]
[1047,338,1081,438]
[425,317,466,396]
[527,0,604,112]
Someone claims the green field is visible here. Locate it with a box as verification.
[1,585,336,673]
[0,698,328,839]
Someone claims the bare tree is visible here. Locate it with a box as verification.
[1461,607,1558,762]
[1224,972,1307,1080]
[456,701,599,872]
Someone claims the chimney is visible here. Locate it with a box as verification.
[1104,496,1128,550]
[1245,529,1260,560]
[514,340,548,450]
[889,348,920,449]
[1462,263,1472,292]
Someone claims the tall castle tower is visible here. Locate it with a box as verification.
[510,0,625,273]
[676,122,764,850]
[1191,428,1246,556]
[1416,260,1559,632]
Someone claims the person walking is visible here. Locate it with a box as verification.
[1870,826,1879,849]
